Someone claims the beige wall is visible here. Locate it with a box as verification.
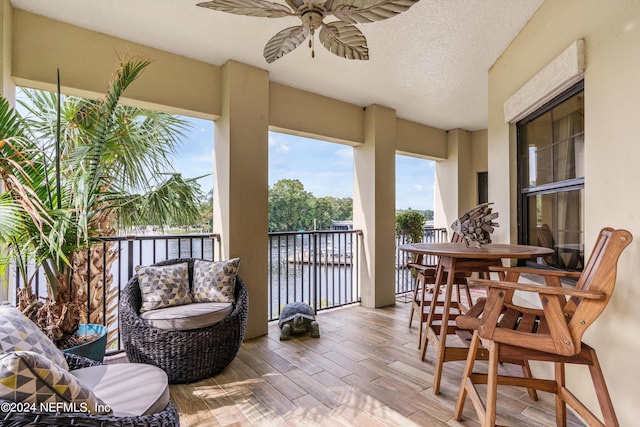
[269,83,364,146]
[396,118,448,160]
[470,129,488,175]
[489,1,640,423]
[0,0,11,302]
[434,129,488,231]
[12,9,222,119]
[0,0,12,101]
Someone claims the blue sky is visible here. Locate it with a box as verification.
[174,116,435,211]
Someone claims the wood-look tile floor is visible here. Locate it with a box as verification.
[167,301,585,427]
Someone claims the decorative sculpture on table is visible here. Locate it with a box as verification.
[279,302,320,341]
[451,202,499,248]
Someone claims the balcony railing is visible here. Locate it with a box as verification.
[395,227,449,301]
[268,230,362,321]
[10,234,223,353]
[6,227,441,353]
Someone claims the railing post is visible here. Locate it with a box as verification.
[209,233,221,261]
[126,235,135,281]
[356,230,362,303]
[312,232,318,314]
[85,248,91,322]
[102,242,108,326]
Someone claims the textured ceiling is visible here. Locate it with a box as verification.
[10,0,542,131]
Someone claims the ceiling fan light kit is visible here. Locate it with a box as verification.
[196,0,420,63]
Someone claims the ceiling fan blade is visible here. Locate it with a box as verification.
[197,0,293,18]
[264,26,309,64]
[319,22,368,60]
[331,0,419,24]
[283,0,305,11]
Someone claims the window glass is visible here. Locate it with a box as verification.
[518,83,584,271]
[526,189,584,270]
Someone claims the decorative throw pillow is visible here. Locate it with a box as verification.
[0,304,68,371]
[0,351,110,414]
[192,258,240,303]
[136,262,192,313]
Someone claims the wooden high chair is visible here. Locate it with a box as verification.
[407,232,471,349]
[454,227,632,427]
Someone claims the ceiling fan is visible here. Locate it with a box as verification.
[196,0,420,63]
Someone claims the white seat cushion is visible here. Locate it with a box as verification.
[71,363,169,417]
[140,302,233,331]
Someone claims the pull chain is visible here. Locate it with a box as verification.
[310,28,315,58]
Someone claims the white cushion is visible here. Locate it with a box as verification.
[71,363,169,417]
[140,302,233,331]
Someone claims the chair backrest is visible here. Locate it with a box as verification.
[567,227,632,346]
[536,224,556,265]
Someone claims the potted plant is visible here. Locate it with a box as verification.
[396,209,426,276]
[396,209,426,245]
[0,56,204,353]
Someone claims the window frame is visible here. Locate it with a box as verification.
[516,81,584,268]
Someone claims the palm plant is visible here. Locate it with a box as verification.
[0,57,204,347]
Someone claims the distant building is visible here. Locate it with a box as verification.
[331,220,353,231]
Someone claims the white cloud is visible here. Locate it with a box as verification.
[278,143,290,153]
[268,136,277,146]
[413,184,424,191]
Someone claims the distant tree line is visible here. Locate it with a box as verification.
[268,179,352,232]
[198,180,434,233]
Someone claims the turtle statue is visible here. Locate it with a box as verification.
[278,302,320,341]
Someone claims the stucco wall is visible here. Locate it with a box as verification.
[0,0,12,102]
[434,128,488,230]
[488,1,640,423]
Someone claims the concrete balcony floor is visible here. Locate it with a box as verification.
[108,301,586,426]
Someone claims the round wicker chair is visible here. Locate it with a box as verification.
[0,353,180,427]
[119,258,249,384]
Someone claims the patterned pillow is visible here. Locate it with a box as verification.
[136,262,192,313]
[192,258,241,303]
[0,304,68,371]
[0,351,110,414]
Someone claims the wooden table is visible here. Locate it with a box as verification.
[399,242,553,394]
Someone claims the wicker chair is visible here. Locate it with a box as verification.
[119,258,249,384]
[0,353,180,427]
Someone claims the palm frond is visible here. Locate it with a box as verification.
[0,97,25,139]
[0,194,25,241]
[120,173,205,230]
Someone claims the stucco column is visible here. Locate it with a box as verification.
[353,104,396,308]
[213,60,269,339]
[434,129,474,230]
[0,0,12,301]
[0,0,13,102]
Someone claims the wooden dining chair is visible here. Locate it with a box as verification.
[454,227,632,427]
[408,232,471,349]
